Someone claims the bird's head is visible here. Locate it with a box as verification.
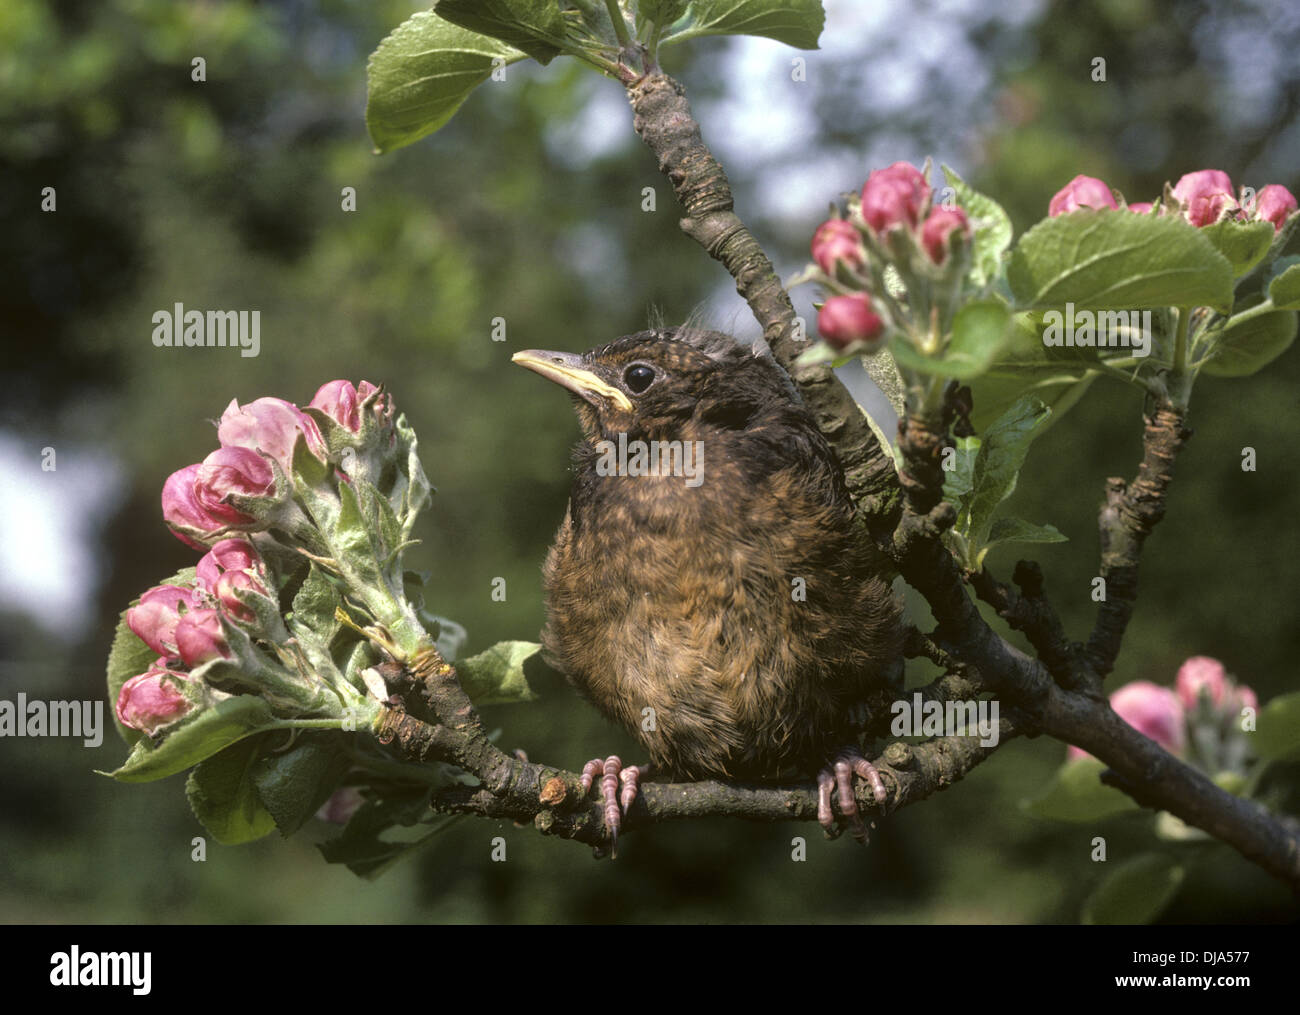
[512,327,801,443]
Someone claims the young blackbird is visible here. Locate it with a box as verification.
[514,327,903,847]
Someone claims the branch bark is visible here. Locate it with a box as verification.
[625,71,900,518]
[372,645,1010,847]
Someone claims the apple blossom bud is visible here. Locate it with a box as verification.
[1254,184,1297,232]
[811,219,865,274]
[1172,169,1237,227]
[920,206,971,264]
[218,397,326,475]
[163,448,276,546]
[196,538,264,593]
[310,379,387,434]
[316,787,365,825]
[1175,655,1228,710]
[860,162,930,235]
[1048,175,1117,216]
[126,584,200,657]
[117,665,192,734]
[818,293,885,351]
[1111,681,1186,755]
[1127,201,1154,214]
[162,464,218,550]
[214,569,266,622]
[194,446,276,525]
[175,608,232,667]
[1233,685,1258,713]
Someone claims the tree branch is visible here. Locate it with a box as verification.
[1084,404,1192,682]
[891,398,1300,889]
[370,645,1008,848]
[623,71,900,519]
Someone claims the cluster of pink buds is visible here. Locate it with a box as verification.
[116,379,398,736]
[162,381,392,549]
[117,538,272,733]
[1050,171,1297,232]
[1068,657,1258,779]
[808,161,974,353]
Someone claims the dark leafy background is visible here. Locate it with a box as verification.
[1,0,1297,922]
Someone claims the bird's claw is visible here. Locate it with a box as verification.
[580,755,646,857]
[816,748,887,843]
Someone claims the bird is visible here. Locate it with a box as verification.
[513,325,904,849]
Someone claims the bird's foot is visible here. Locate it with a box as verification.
[580,755,649,857]
[816,748,887,843]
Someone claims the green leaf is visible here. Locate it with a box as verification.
[1253,691,1300,762]
[965,311,1106,432]
[978,516,1067,568]
[333,476,386,587]
[433,0,567,65]
[639,0,691,30]
[961,396,1052,554]
[941,435,978,509]
[1008,210,1234,314]
[250,733,352,836]
[455,641,540,704]
[892,300,1012,380]
[186,734,277,845]
[1081,853,1185,925]
[366,12,526,154]
[105,567,197,747]
[101,695,279,783]
[942,166,1013,288]
[669,0,825,49]
[1200,307,1297,377]
[319,791,454,879]
[1267,260,1300,311]
[290,562,341,635]
[1021,758,1139,822]
[1199,219,1276,278]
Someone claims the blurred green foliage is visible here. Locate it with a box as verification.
[1,0,1297,923]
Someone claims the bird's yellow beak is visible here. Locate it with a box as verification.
[512,349,634,412]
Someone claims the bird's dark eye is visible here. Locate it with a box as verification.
[623,363,656,394]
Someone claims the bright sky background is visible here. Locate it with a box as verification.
[0,432,124,637]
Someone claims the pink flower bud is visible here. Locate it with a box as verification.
[214,569,265,622]
[126,584,200,657]
[194,446,276,526]
[174,608,232,667]
[309,379,387,434]
[860,162,930,235]
[1048,175,1118,216]
[1127,201,1154,214]
[1175,655,1228,710]
[1254,184,1297,232]
[116,665,192,734]
[1111,680,1186,755]
[818,293,885,351]
[811,219,865,274]
[218,397,326,475]
[1172,169,1237,227]
[316,787,365,825]
[920,206,971,264]
[162,464,219,550]
[195,538,264,593]
[1233,685,1258,713]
